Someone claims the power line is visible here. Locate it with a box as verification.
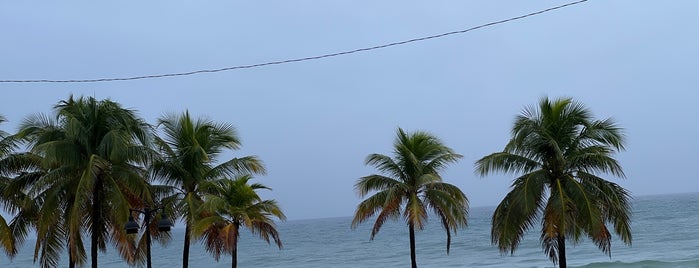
[0,0,588,84]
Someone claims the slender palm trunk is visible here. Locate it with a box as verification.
[68,248,75,268]
[408,223,417,268]
[91,178,102,268]
[231,242,237,268]
[557,235,567,268]
[232,223,239,268]
[67,200,76,268]
[146,218,152,268]
[183,222,191,268]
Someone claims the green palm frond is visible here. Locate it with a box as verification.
[492,170,547,254]
[249,220,283,248]
[423,182,469,254]
[354,175,402,197]
[353,188,403,238]
[365,154,405,181]
[207,156,266,178]
[562,175,608,247]
[423,152,462,175]
[568,145,625,178]
[8,207,35,258]
[475,152,541,176]
[578,118,625,151]
[577,172,632,245]
[34,220,66,268]
[0,216,13,257]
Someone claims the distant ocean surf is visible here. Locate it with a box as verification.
[3,192,698,268]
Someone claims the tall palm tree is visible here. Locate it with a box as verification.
[193,175,285,268]
[151,111,265,268]
[18,96,153,268]
[475,97,632,268]
[352,128,469,268]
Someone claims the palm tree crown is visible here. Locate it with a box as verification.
[475,97,632,268]
[193,175,285,268]
[352,128,468,268]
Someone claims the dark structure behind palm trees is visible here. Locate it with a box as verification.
[476,97,632,268]
[352,128,469,268]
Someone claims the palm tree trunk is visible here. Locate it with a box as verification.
[408,223,417,268]
[183,222,191,268]
[557,235,567,268]
[232,222,239,268]
[68,210,76,268]
[91,179,102,268]
[68,248,75,268]
[231,244,237,268]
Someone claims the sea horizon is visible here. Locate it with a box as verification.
[3,192,699,268]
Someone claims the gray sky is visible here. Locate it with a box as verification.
[1,1,697,220]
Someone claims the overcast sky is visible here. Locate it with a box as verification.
[1,1,697,220]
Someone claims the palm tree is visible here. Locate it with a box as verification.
[352,128,469,268]
[193,175,285,268]
[151,111,265,268]
[475,97,632,268]
[18,96,153,268]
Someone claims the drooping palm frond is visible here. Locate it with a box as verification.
[577,171,632,245]
[207,156,267,179]
[194,216,228,261]
[476,152,541,176]
[423,181,469,254]
[491,170,547,254]
[0,216,13,257]
[365,153,405,181]
[354,174,403,197]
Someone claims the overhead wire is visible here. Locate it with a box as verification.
[0,0,588,84]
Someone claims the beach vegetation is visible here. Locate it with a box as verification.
[352,128,469,268]
[193,175,285,268]
[475,97,632,268]
[150,111,265,268]
[17,96,154,268]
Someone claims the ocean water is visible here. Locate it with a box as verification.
[2,192,698,267]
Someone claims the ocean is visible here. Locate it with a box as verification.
[3,192,698,267]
